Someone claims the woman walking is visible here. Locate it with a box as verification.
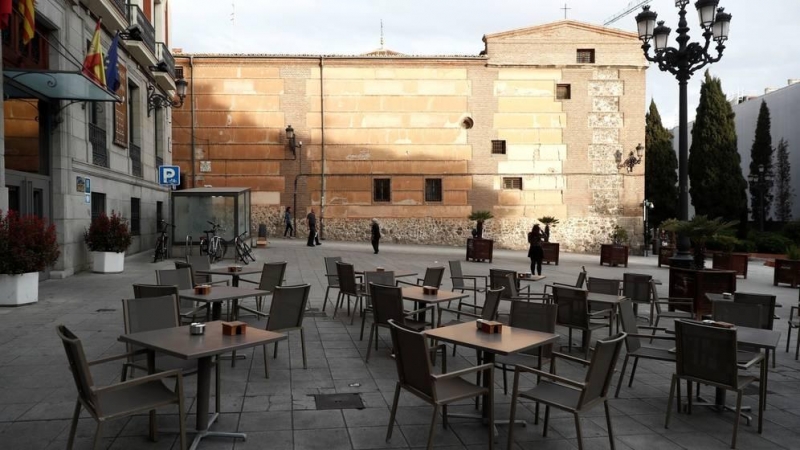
[370,218,381,254]
[283,207,294,238]
[528,224,544,276]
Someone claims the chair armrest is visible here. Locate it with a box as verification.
[737,352,765,370]
[437,308,482,320]
[588,309,613,317]
[88,349,149,366]
[513,364,585,389]
[790,305,799,321]
[432,363,493,381]
[93,369,183,394]
[237,305,269,318]
[463,274,489,284]
[396,279,421,287]
[552,352,591,366]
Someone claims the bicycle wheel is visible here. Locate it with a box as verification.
[217,240,228,261]
[241,241,256,262]
[234,240,247,264]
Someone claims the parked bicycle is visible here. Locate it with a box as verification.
[153,220,174,263]
[199,221,227,263]
[234,231,256,264]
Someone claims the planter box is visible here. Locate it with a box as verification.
[92,251,125,273]
[466,238,493,263]
[600,244,628,267]
[542,242,560,265]
[658,246,675,268]
[668,267,737,318]
[712,252,749,279]
[0,272,39,306]
[774,259,800,287]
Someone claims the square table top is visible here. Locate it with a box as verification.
[736,326,781,350]
[424,321,560,356]
[196,267,262,277]
[119,321,286,360]
[178,286,268,303]
[401,286,469,304]
[587,292,626,305]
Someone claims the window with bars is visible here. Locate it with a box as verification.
[556,84,571,100]
[491,140,506,155]
[373,178,391,202]
[175,66,184,79]
[130,198,140,236]
[91,192,106,222]
[576,49,595,63]
[503,177,523,190]
[425,179,443,202]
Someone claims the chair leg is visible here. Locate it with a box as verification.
[366,323,376,363]
[568,328,573,353]
[574,412,584,450]
[786,326,792,353]
[66,399,81,450]
[772,348,776,369]
[263,344,270,379]
[350,297,360,325]
[360,310,369,341]
[300,327,307,369]
[273,341,279,359]
[605,400,616,450]
[543,405,551,437]
[583,330,592,360]
[426,405,440,450]
[323,286,331,312]
[386,383,401,442]
[731,390,743,449]
[488,371,495,450]
[628,357,639,387]
[333,292,342,318]
[442,404,448,429]
[665,374,677,429]
[215,359,221,413]
[93,421,105,450]
[177,380,187,450]
[615,354,630,398]
[502,364,508,395]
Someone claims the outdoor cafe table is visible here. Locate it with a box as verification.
[119,321,286,450]
[401,286,469,323]
[424,321,560,421]
[705,292,783,308]
[179,286,268,321]
[196,267,262,287]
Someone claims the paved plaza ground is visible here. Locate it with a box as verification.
[2,238,800,450]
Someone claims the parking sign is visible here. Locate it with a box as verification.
[159,165,180,185]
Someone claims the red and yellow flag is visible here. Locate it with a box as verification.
[82,20,106,87]
[18,0,34,44]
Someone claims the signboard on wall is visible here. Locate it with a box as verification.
[113,63,128,147]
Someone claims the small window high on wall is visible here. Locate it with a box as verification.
[503,177,523,190]
[557,84,571,100]
[577,49,595,64]
[373,179,391,202]
[491,140,506,155]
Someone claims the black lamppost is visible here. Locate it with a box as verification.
[635,1,732,267]
[748,164,773,232]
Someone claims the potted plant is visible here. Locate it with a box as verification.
[600,225,629,267]
[466,210,494,262]
[538,216,560,265]
[661,215,737,269]
[468,210,494,239]
[711,234,749,278]
[85,211,132,273]
[0,210,60,305]
[774,244,800,287]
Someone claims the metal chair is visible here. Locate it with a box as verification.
[385,320,494,450]
[397,266,446,289]
[360,271,396,340]
[622,273,653,322]
[712,301,763,329]
[543,265,587,296]
[552,285,607,359]
[57,324,187,450]
[437,287,504,356]
[506,333,625,450]
[666,320,765,449]
[154,268,209,321]
[492,272,549,304]
[132,283,207,323]
[180,256,230,287]
[366,283,433,362]
[650,280,695,331]
[489,268,530,295]
[262,284,311,378]
[334,261,367,320]
[615,299,675,398]
[322,256,343,312]
[586,277,620,332]
[448,260,488,315]
[238,261,287,316]
[734,292,778,367]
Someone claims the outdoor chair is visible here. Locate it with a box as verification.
[506,333,625,450]
[622,273,653,322]
[359,271,396,340]
[650,280,695,332]
[615,299,675,398]
[448,260,488,316]
[436,287,503,356]
[155,267,193,290]
[183,255,231,286]
[121,294,221,413]
[734,292,778,367]
[386,320,494,450]
[57,324,187,450]
[543,265,587,296]
[397,266,445,289]
[334,261,367,320]
[712,301,763,329]
[490,268,529,295]
[553,285,608,359]
[238,261,287,316]
[366,283,433,362]
[586,277,620,331]
[787,288,800,359]
[261,284,311,378]
[666,320,765,448]
[132,283,207,323]
[492,272,549,305]
[322,256,343,312]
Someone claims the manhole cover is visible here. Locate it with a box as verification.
[313,393,364,410]
[96,308,116,312]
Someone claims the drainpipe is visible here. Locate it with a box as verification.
[189,55,196,187]
[319,56,326,239]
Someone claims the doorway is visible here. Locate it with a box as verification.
[5,171,51,280]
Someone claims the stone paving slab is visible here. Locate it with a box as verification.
[0,238,799,449]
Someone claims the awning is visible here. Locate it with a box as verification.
[3,69,120,102]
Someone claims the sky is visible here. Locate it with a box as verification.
[169,0,800,129]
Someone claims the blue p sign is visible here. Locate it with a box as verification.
[159,165,180,185]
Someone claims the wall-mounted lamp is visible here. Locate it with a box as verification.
[147,78,188,117]
[615,143,644,172]
[285,125,302,155]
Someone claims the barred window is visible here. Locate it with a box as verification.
[425,179,443,202]
[491,140,506,155]
[175,66,185,79]
[577,49,595,63]
[373,178,391,202]
[503,177,523,190]
[556,84,571,100]
[91,192,106,222]
[131,198,140,236]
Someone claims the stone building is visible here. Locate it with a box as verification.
[1,0,180,277]
[173,20,647,252]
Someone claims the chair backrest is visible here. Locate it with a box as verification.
[133,284,192,313]
[651,280,665,314]
[365,271,395,296]
[578,333,626,408]
[422,266,445,288]
[266,284,311,331]
[575,266,587,289]
[587,277,620,296]
[553,285,589,329]
[259,261,287,292]
[675,320,739,388]
[122,295,180,334]
[156,267,194,290]
[56,325,98,414]
[480,288,504,321]
[336,261,360,296]
[324,256,343,287]
[492,272,520,299]
[448,260,465,289]
[509,301,557,357]
[186,255,212,284]
[622,273,652,304]
[712,301,763,329]
[617,299,642,354]
[388,319,434,399]
[370,283,407,326]
[174,260,199,287]
[490,268,519,291]
[733,292,776,329]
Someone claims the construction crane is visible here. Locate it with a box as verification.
[604,0,653,26]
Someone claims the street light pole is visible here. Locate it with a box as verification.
[635,1,732,268]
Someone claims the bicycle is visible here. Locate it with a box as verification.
[199,221,228,263]
[234,231,256,264]
[153,220,174,263]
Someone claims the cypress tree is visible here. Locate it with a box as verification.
[748,100,774,224]
[645,100,678,226]
[688,71,747,223]
[775,138,794,222]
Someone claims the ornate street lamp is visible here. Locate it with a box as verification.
[616,143,644,172]
[748,164,773,232]
[147,78,188,117]
[285,125,302,155]
[635,0,732,267]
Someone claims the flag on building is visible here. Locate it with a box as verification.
[82,20,107,87]
[105,33,121,92]
[18,0,34,44]
[0,0,13,30]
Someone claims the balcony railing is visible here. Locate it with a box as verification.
[156,43,175,79]
[127,4,155,54]
[89,123,108,168]
[111,0,127,17]
[130,142,142,178]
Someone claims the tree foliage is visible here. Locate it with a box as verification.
[688,71,748,225]
[644,100,678,227]
[775,138,794,221]
[748,100,774,224]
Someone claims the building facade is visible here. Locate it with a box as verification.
[1,0,179,278]
[174,21,647,252]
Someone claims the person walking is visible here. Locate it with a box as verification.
[306,208,320,247]
[370,218,381,254]
[528,224,544,276]
[283,207,294,238]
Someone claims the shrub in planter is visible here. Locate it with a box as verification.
[85,212,132,253]
[661,216,738,269]
[468,210,494,239]
[609,225,629,245]
[0,210,60,275]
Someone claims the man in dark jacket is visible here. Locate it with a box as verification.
[306,209,320,247]
[370,218,381,254]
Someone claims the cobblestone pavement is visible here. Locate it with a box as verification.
[1,238,800,449]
